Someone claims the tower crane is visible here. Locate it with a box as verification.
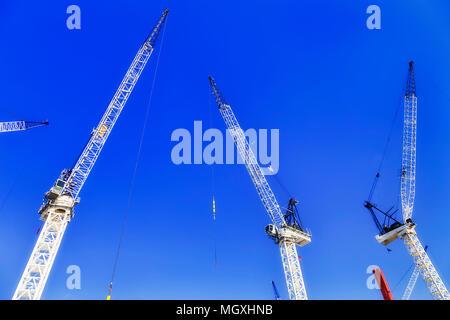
[12,9,169,300]
[364,62,449,300]
[0,120,48,133]
[209,76,311,300]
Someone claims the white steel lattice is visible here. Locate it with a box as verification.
[0,121,27,132]
[13,198,73,300]
[403,231,450,300]
[13,9,169,300]
[401,94,417,221]
[0,121,47,132]
[399,63,449,300]
[402,265,420,300]
[279,242,307,300]
[210,77,308,300]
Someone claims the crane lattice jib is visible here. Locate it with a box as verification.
[209,77,307,300]
[403,232,450,299]
[401,62,417,222]
[209,77,285,228]
[63,9,168,200]
[0,120,48,132]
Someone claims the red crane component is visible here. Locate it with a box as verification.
[373,268,394,300]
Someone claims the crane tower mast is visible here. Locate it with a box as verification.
[12,9,169,300]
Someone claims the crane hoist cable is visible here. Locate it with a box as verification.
[106,18,167,300]
[367,92,404,203]
[208,89,218,269]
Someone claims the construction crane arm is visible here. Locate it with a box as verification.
[0,120,48,133]
[209,76,285,228]
[61,9,168,200]
[12,9,168,300]
[401,61,417,222]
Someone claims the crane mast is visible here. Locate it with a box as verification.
[209,76,311,300]
[402,245,428,300]
[0,120,48,133]
[12,9,169,300]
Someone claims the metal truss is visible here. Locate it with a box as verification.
[63,9,169,200]
[0,120,48,133]
[402,264,420,300]
[279,241,307,300]
[403,231,450,300]
[401,92,417,221]
[399,62,449,299]
[13,196,74,300]
[13,9,169,300]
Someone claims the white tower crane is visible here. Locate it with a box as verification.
[364,62,449,300]
[12,9,169,300]
[0,120,48,133]
[209,76,311,300]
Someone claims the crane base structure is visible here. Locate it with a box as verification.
[403,231,450,300]
[13,195,75,300]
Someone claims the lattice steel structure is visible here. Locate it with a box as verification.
[13,9,169,300]
[401,62,417,221]
[0,120,48,133]
[402,265,420,300]
[209,76,311,300]
[399,62,449,300]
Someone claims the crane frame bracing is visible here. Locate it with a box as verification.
[0,120,48,133]
[364,61,450,300]
[209,76,311,300]
[12,9,169,300]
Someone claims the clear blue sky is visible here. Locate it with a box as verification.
[0,1,450,300]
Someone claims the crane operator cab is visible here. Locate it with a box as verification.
[44,169,72,200]
[265,199,312,247]
[45,179,66,200]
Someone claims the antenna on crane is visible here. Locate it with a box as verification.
[209,76,311,300]
[363,62,450,300]
[12,9,169,300]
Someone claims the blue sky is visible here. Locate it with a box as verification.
[1,0,450,300]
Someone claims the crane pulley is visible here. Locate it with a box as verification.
[12,9,169,300]
[209,76,311,300]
